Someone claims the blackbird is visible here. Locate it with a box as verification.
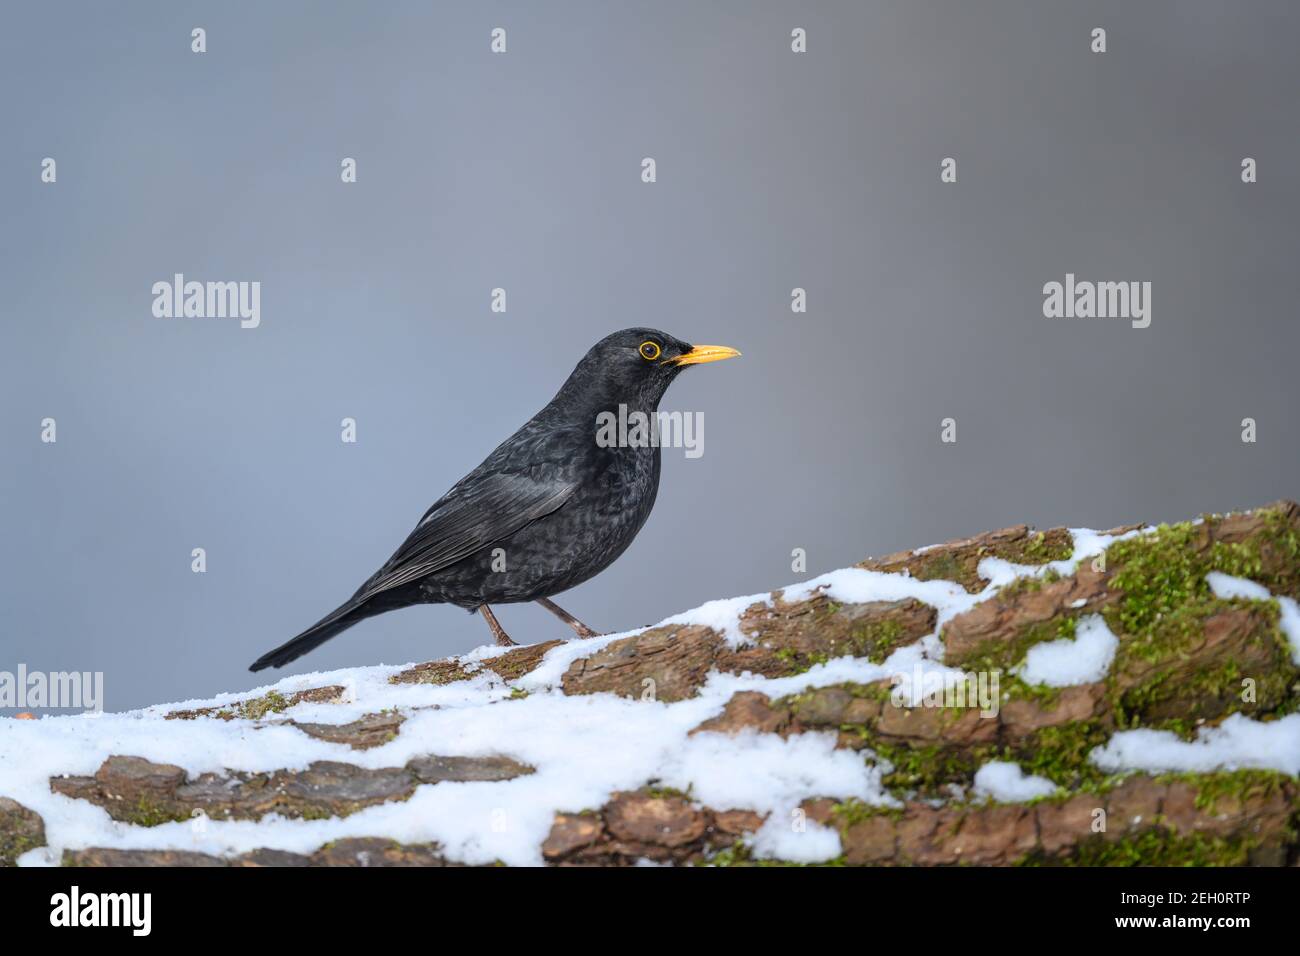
[249,328,739,671]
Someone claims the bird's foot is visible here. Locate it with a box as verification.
[478,605,517,646]
[536,597,604,639]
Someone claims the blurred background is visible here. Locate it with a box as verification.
[2,1,1297,712]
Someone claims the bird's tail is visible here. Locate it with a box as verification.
[248,599,377,672]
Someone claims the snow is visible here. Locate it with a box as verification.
[1205,571,1272,602]
[3,625,910,867]
[973,761,1059,802]
[657,592,773,647]
[782,567,979,633]
[1016,614,1119,687]
[1279,598,1300,665]
[749,813,843,863]
[5,522,1296,866]
[672,729,890,817]
[1091,714,1300,776]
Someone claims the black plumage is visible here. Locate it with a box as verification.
[249,328,739,671]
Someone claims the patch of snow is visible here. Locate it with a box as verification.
[972,761,1059,802]
[781,567,980,632]
[1091,714,1300,776]
[657,592,774,648]
[749,813,843,863]
[668,728,889,817]
[1016,614,1119,687]
[514,629,649,689]
[1279,598,1300,665]
[1069,526,1147,560]
[1206,571,1272,602]
[978,557,1048,589]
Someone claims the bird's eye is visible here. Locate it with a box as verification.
[639,341,661,361]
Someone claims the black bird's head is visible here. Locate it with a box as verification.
[561,328,741,412]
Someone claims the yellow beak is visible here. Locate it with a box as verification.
[668,344,742,366]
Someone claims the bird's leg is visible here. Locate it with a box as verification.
[478,605,516,647]
[536,597,602,639]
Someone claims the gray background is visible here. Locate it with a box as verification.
[2,1,1297,713]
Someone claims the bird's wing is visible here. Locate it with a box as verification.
[352,471,577,602]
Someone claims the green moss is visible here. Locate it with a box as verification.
[962,615,1080,673]
[642,784,693,801]
[1107,599,1292,727]
[1153,769,1293,815]
[1099,513,1300,726]
[1005,720,1112,791]
[1000,674,1063,708]
[771,612,914,673]
[296,806,337,822]
[120,799,193,828]
[220,690,291,721]
[846,681,896,702]
[1106,522,1207,638]
[1208,507,1300,599]
[1105,599,1213,669]
[831,799,904,826]
[865,738,988,795]
[1104,510,1297,648]
[846,712,1125,799]
[1020,828,1258,867]
[1138,716,1208,740]
[788,508,1297,824]
[854,618,908,663]
[774,646,829,675]
[947,507,1295,707]
[407,667,468,687]
[1019,532,1074,563]
[0,827,44,866]
[915,553,965,586]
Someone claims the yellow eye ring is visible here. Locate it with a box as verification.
[639,341,661,361]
